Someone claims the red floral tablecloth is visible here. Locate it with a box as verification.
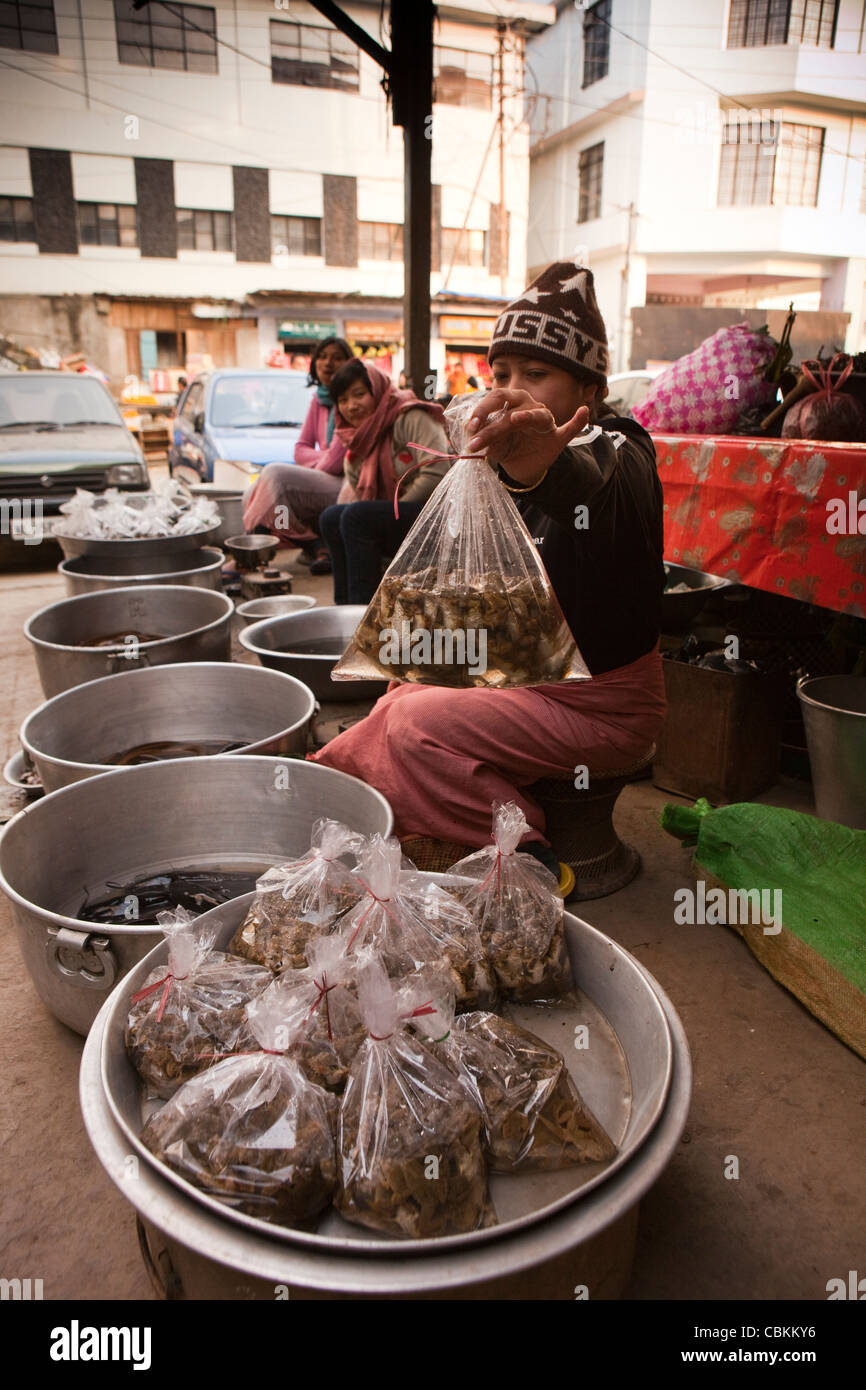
[653,433,866,616]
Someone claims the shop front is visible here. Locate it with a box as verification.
[275,319,339,374]
[438,314,499,394]
[344,320,404,380]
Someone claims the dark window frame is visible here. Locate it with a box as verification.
[77,202,138,247]
[270,214,322,258]
[114,0,218,73]
[727,0,838,49]
[718,116,825,207]
[582,0,611,88]
[176,207,233,251]
[0,0,59,56]
[357,221,403,261]
[578,141,604,222]
[0,194,36,242]
[441,226,487,268]
[433,45,493,109]
[269,18,359,92]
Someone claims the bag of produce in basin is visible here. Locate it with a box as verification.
[229,819,365,973]
[632,323,776,435]
[141,991,337,1226]
[330,393,590,690]
[781,356,866,442]
[415,997,616,1171]
[337,835,496,1009]
[126,908,272,1098]
[258,933,366,1093]
[446,802,576,1005]
[335,959,491,1237]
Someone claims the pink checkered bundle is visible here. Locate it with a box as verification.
[632,323,776,435]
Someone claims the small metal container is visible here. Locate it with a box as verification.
[235,595,317,626]
[662,562,728,630]
[21,662,316,792]
[186,487,245,545]
[798,675,866,830]
[0,756,393,1035]
[240,606,387,702]
[24,585,233,697]
[58,548,225,597]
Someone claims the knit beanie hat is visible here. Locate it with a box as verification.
[488,262,609,384]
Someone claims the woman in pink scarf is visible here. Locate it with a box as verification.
[319,359,450,604]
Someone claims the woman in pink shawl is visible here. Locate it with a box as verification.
[318,359,450,603]
[242,336,352,571]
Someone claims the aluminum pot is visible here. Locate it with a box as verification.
[661,562,728,630]
[80,912,690,1299]
[186,487,245,545]
[21,663,316,792]
[24,585,233,697]
[240,606,387,702]
[235,595,317,625]
[58,548,224,597]
[797,675,866,830]
[0,756,392,1035]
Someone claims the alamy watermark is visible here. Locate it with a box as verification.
[0,498,44,545]
[826,492,865,535]
[378,621,488,678]
[674,881,782,935]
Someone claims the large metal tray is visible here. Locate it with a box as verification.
[100,886,672,1256]
[54,525,222,559]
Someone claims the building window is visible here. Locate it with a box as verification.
[0,195,36,241]
[727,1,838,48]
[357,222,403,261]
[582,0,611,87]
[78,203,138,247]
[270,215,322,258]
[441,227,487,268]
[434,46,493,109]
[176,208,232,251]
[718,118,824,207]
[578,142,604,222]
[0,0,58,54]
[114,0,217,73]
[270,19,359,92]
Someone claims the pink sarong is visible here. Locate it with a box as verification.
[310,644,666,848]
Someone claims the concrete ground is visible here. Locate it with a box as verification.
[0,532,863,1302]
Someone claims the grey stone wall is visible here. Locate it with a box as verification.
[134,158,177,259]
[322,174,357,267]
[233,166,271,262]
[28,149,77,255]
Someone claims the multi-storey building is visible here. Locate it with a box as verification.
[528,0,866,371]
[0,0,554,388]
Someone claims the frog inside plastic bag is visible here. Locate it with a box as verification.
[331,392,590,689]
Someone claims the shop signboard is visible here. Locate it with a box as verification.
[439,315,499,342]
[278,320,336,340]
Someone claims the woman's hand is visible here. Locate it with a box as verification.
[466,388,591,486]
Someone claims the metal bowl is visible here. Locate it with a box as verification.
[54,525,222,560]
[235,595,317,626]
[58,548,224,597]
[80,894,691,1299]
[223,535,278,570]
[0,756,392,1035]
[186,487,245,545]
[661,562,728,630]
[21,662,316,793]
[24,585,233,697]
[240,606,388,703]
[3,750,43,797]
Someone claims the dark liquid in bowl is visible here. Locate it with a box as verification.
[276,638,342,656]
[76,630,164,649]
[77,868,260,925]
[102,738,249,765]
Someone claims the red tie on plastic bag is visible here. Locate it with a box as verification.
[130,972,189,1024]
[304,971,335,1041]
[370,1000,437,1041]
[393,442,485,518]
[801,354,853,400]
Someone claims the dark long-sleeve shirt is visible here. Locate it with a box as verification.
[499,411,665,675]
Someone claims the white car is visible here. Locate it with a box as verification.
[604,370,660,417]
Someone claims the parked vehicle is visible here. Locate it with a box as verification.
[605,370,661,418]
[168,368,310,487]
[0,371,148,550]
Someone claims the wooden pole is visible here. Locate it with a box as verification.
[391,0,434,392]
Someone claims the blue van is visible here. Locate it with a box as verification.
[168,368,310,487]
